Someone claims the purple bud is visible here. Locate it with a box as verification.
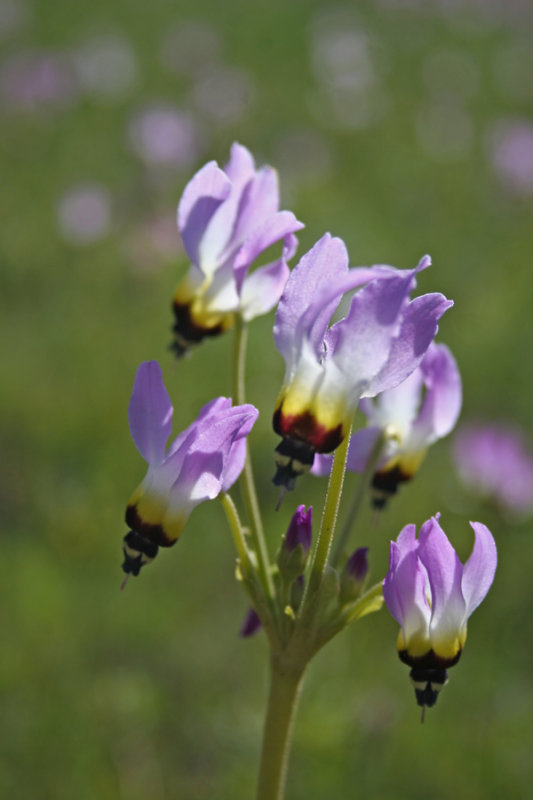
[341,547,369,603]
[239,607,262,638]
[284,505,313,553]
[346,547,369,583]
[277,505,313,581]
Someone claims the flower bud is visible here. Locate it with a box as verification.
[340,547,369,604]
[239,607,262,638]
[277,505,313,581]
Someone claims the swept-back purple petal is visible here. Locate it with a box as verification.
[222,437,247,491]
[418,516,466,632]
[345,427,382,472]
[461,521,497,616]
[413,343,462,440]
[374,368,424,428]
[187,404,258,458]
[383,546,430,635]
[240,258,290,322]
[221,405,259,490]
[223,142,256,187]
[166,396,231,460]
[233,210,304,293]
[282,231,299,262]
[364,292,453,398]
[396,523,418,556]
[177,161,231,266]
[229,166,280,252]
[274,234,349,362]
[182,450,226,502]
[128,361,173,465]
[301,266,395,363]
[310,452,333,477]
[331,271,416,394]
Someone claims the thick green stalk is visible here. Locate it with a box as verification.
[304,423,353,603]
[331,428,389,567]
[256,660,305,800]
[232,317,277,609]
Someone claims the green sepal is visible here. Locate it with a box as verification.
[277,539,309,583]
[339,570,368,605]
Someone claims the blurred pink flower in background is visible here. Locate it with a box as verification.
[308,9,388,131]
[127,104,202,169]
[485,119,533,196]
[57,184,112,245]
[1,49,77,113]
[453,422,533,518]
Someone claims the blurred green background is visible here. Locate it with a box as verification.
[2,0,533,797]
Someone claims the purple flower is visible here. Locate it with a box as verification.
[122,361,258,577]
[486,119,533,196]
[312,343,462,507]
[272,234,452,489]
[128,104,201,169]
[1,49,77,113]
[171,142,304,354]
[453,422,533,518]
[383,515,497,709]
[57,184,112,246]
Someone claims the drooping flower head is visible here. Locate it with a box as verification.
[272,233,453,489]
[383,515,497,711]
[312,343,462,507]
[453,422,533,519]
[171,142,304,354]
[122,360,258,577]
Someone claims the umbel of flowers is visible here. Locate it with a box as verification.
[120,143,497,800]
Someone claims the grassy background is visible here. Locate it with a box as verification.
[2,0,533,797]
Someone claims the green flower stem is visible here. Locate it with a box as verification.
[303,423,353,604]
[219,492,253,575]
[331,428,389,567]
[256,659,305,800]
[219,492,279,648]
[233,318,276,609]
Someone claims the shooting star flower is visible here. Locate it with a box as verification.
[383,515,497,712]
[171,142,304,354]
[272,233,452,489]
[122,360,258,577]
